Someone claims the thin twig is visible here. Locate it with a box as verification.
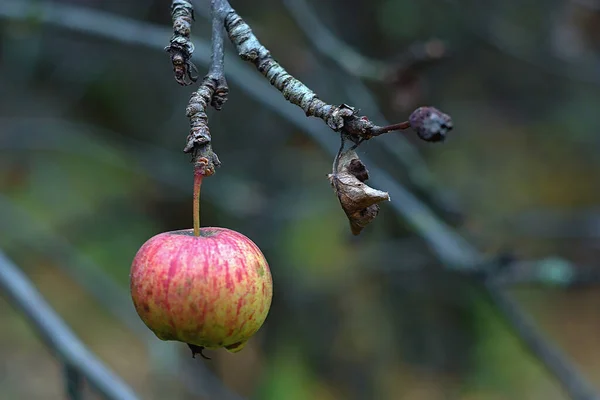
[0,250,140,400]
[207,0,229,109]
[222,5,431,142]
[183,0,231,173]
[166,0,198,85]
[338,62,463,219]
[184,78,221,173]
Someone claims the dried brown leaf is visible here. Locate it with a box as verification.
[328,150,390,235]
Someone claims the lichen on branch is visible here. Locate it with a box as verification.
[223,10,450,144]
[224,12,353,131]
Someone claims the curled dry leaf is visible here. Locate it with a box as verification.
[328,150,390,235]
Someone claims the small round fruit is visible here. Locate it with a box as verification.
[130,227,272,353]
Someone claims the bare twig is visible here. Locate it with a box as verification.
[208,0,229,109]
[166,0,198,85]
[184,77,221,173]
[0,250,140,400]
[223,9,442,143]
[183,0,232,174]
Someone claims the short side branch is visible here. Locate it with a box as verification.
[184,0,230,175]
[225,11,350,131]
[223,11,448,142]
[207,0,229,109]
[185,77,221,175]
[166,0,198,85]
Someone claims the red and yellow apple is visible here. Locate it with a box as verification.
[130,227,272,356]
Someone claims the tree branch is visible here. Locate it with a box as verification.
[218,2,450,233]
[223,10,449,143]
[207,0,229,110]
[183,0,231,174]
[184,78,221,174]
[194,0,458,222]
[166,0,198,85]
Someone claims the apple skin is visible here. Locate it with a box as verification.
[130,227,272,353]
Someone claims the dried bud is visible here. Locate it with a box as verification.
[409,106,453,142]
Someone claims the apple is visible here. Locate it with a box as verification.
[130,227,272,357]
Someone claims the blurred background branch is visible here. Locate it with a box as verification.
[282,0,448,84]
[0,250,140,400]
[444,0,600,85]
[281,0,393,82]
[484,280,599,400]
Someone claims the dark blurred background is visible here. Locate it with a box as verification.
[1,0,600,399]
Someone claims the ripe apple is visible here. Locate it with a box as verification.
[130,227,272,357]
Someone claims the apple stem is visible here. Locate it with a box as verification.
[193,167,203,237]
